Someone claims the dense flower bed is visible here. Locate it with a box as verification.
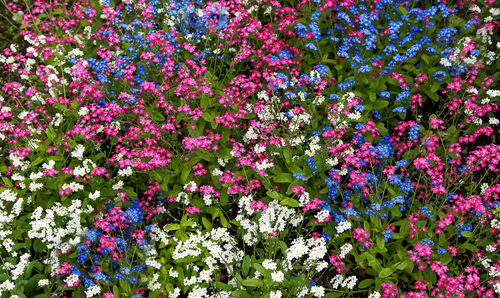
[0,0,499,297]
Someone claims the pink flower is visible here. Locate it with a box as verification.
[186,206,201,215]
[352,228,370,242]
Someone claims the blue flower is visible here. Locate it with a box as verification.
[121,267,131,276]
[382,230,393,242]
[395,160,408,168]
[315,64,329,76]
[310,11,321,21]
[329,94,340,100]
[421,238,434,246]
[86,229,101,242]
[322,233,331,241]
[420,206,434,218]
[305,43,318,51]
[436,247,447,255]
[392,107,407,113]
[293,173,306,181]
[409,125,420,140]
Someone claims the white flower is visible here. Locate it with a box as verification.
[65,274,80,287]
[71,144,85,160]
[112,180,124,190]
[335,221,352,234]
[270,290,282,298]
[262,259,277,270]
[212,168,223,176]
[316,261,328,272]
[342,276,357,289]
[89,190,101,200]
[331,274,343,289]
[38,279,50,287]
[485,245,496,253]
[0,280,14,291]
[118,167,133,177]
[310,286,325,297]
[368,291,381,298]
[297,286,309,297]
[85,285,101,297]
[3,239,14,252]
[188,285,208,298]
[339,243,353,259]
[169,267,179,278]
[168,288,181,298]
[147,273,161,291]
[271,271,284,283]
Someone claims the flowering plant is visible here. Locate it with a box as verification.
[0,0,499,297]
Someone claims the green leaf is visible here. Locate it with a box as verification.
[201,111,213,123]
[379,268,394,278]
[151,111,165,121]
[242,278,263,287]
[201,217,212,231]
[280,197,300,208]
[46,127,56,141]
[358,278,374,289]
[181,220,194,227]
[366,100,389,110]
[267,190,282,200]
[232,290,253,298]
[253,263,267,276]
[2,177,13,187]
[215,281,233,291]
[113,285,120,296]
[394,260,410,270]
[376,236,385,250]
[283,147,291,164]
[220,213,228,227]
[164,224,180,231]
[430,83,441,94]
[461,231,473,238]
[124,187,137,199]
[241,255,251,277]
[180,166,191,184]
[274,173,292,183]
[460,242,476,251]
[368,92,376,102]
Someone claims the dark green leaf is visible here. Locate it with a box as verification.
[358,278,374,288]
[379,268,394,278]
[242,255,250,277]
[242,278,263,287]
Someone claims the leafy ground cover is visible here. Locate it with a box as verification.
[0,0,499,297]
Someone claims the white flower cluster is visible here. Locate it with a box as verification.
[236,200,302,245]
[118,166,133,177]
[73,159,97,177]
[479,256,500,278]
[171,228,243,290]
[330,274,357,290]
[61,182,85,193]
[85,285,101,297]
[285,236,328,273]
[335,220,352,235]
[310,285,325,297]
[491,219,500,230]
[305,135,321,157]
[255,159,274,173]
[148,273,161,291]
[28,199,83,250]
[71,144,85,160]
